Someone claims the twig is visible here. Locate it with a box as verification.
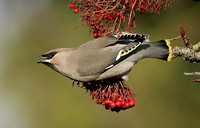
[180,25,193,49]
[184,72,200,76]
[168,35,181,41]
[184,72,200,83]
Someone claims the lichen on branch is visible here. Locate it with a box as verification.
[173,44,200,63]
[172,26,200,63]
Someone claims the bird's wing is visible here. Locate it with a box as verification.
[102,41,142,73]
[79,32,149,49]
[76,33,149,77]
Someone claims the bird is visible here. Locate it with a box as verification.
[38,32,172,82]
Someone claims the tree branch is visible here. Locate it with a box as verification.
[171,26,200,83]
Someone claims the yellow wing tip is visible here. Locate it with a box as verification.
[165,39,173,61]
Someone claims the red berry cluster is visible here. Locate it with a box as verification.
[69,0,177,38]
[80,79,136,112]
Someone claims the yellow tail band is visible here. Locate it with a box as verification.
[165,39,173,61]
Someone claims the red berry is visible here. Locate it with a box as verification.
[98,33,102,37]
[140,10,145,14]
[109,100,113,104]
[130,3,135,7]
[93,33,98,38]
[121,101,125,105]
[94,7,98,11]
[118,96,123,101]
[90,22,94,26]
[125,102,130,108]
[112,92,118,97]
[121,15,125,20]
[116,101,121,107]
[140,4,145,9]
[74,8,79,13]
[129,99,135,106]
[102,101,106,106]
[105,100,110,104]
[95,14,99,18]
[70,3,75,9]
[110,102,116,108]
[108,106,112,109]
[93,91,97,95]
[107,15,111,20]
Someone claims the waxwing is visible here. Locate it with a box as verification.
[38,33,172,82]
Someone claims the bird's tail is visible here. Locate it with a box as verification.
[142,39,173,61]
[148,39,173,61]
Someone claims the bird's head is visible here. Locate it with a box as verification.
[37,48,73,72]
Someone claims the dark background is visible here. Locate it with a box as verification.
[0,0,200,128]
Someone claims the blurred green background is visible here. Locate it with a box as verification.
[0,0,200,128]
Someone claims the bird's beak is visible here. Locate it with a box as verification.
[37,54,51,64]
[37,54,47,59]
[37,59,51,64]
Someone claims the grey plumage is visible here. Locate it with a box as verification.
[38,33,172,82]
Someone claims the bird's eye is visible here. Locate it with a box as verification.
[47,52,57,59]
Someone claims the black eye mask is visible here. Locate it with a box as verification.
[39,52,57,59]
[46,52,57,59]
